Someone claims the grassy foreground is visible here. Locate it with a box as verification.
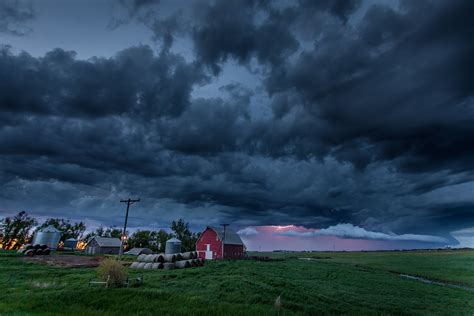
[1,250,474,315]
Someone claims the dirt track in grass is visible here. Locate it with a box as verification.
[21,254,103,267]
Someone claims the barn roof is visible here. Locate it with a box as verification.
[89,236,121,247]
[208,226,244,246]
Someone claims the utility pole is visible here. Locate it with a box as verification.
[221,224,228,260]
[118,198,140,260]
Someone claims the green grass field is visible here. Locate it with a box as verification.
[1,249,473,315]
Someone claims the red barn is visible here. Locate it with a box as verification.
[196,226,246,260]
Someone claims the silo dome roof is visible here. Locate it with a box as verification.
[166,237,181,243]
[40,225,61,233]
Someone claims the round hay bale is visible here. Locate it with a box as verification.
[181,252,192,260]
[40,244,48,250]
[163,262,175,270]
[156,254,165,263]
[136,262,147,269]
[151,263,164,269]
[130,262,140,269]
[175,253,183,261]
[35,249,44,255]
[145,254,156,262]
[17,249,26,254]
[164,254,176,262]
[194,251,198,259]
[43,249,51,255]
[24,249,35,256]
[193,259,201,266]
[175,260,191,269]
[137,254,147,262]
[33,244,41,250]
[144,263,153,269]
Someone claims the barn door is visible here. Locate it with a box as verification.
[205,244,212,259]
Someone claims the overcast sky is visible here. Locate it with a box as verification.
[1,0,473,250]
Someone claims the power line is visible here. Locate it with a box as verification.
[221,223,228,260]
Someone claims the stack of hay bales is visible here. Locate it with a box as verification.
[17,244,51,256]
[130,251,204,270]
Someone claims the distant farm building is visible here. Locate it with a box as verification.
[125,247,153,256]
[84,236,121,255]
[196,226,245,259]
[63,238,78,250]
[33,225,62,249]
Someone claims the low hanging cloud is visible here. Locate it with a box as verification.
[278,223,448,243]
[237,227,259,236]
[450,227,474,248]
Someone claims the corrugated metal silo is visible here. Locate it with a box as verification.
[33,225,62,249]
[165,237,181,254]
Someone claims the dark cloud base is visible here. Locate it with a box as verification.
[1,0,473,246]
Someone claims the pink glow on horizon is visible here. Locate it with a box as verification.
[239,225,438,251]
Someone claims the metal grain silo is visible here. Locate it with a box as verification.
[165,237,181,254]
[33,225,61,249]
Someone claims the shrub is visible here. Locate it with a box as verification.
[97,258,127,288]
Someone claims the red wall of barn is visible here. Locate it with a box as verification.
[223,244,244,259]
[196,228,222,259]
[196,228,245,259]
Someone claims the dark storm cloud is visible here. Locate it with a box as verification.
[297,0,361,23]
[263,0,474,172]
[104,0,474,173]
[1,0,473,245]
[191,0,298,74]
[0,0,34,36]
[0,45,204,118]
[109,0,161,28]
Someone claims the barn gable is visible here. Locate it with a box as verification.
[208,226,244,245]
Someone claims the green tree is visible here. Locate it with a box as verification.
[0,211,37,250]
[156,229,171,252]
[128,230,156,251]
[84,226,123,241]
[170,218,200,252]
[35,218,86,242]
[103,227,122,238]
[127,229,172,252]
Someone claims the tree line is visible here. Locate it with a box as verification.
[0,211,200,252]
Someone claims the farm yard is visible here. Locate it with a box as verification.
[1,249,474,315]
